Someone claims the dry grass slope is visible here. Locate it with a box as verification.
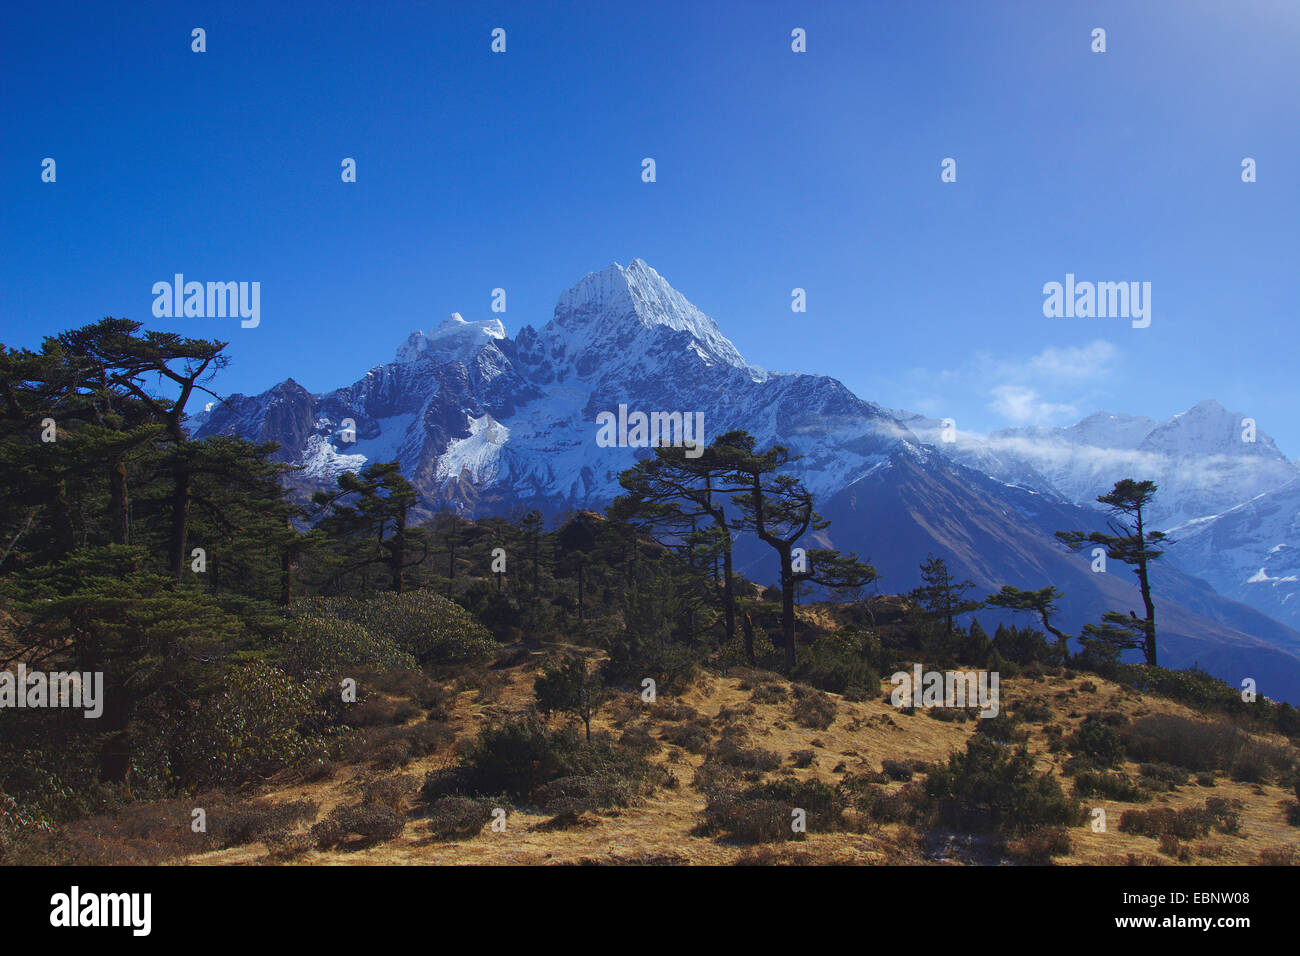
[165,644,1300,867]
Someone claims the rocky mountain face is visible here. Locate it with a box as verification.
[901,400,1300,632]
[1166,480,1300,632]
[194,259,1300,701]
[904,401,1299,531]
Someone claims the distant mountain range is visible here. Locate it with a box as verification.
[194,259,1300,702]
[902,400,1300,634]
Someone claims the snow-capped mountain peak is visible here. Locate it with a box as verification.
[1141,398,1279,459]
[541,259,760,379]
[1066,411,1159,450]
[395,313,507,365]
[193,260,1300,699]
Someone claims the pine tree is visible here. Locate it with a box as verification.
[909,556,983,642]
[519,510,547,632]
[1057,479,1166,666]
[312,461,429,594]
[727,433,877,673]
[89,322,230,578]
[534,654,608,743]
[986,585,1073,662]
[613,430,753,644]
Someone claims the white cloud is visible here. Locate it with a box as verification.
[989,384,1077,424]
[1024,340,1119,383]
[895,338,1123,429]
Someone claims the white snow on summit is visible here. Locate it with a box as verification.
[396,313,507,365]
[543,259,764,380]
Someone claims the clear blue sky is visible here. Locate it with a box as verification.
[3,1,1298,454]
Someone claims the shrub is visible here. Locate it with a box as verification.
[618,725,662,755]
[1067,719,1126,768]
[369,739,412,770]
[790,684,837,730]
[750,683,787,704]
[438,718,663,808]
[1204,797,1241,834]
[403,720,456,758]
[210,799,318,849]
[697,793,795,844]
[181,662,321,789]
[1122,714,1245,772]
[1006,827,1072,864]
[362,775,418,812]
[1158,833,1192,861]
[791,749,815,768]
[297,591,497,667]
[425,796,495,840]
[975,713,1028,743]
[0,796,213,865]
[649,701,698,722]
[1229,751,1267,783]
[1259,846,1300,866]
[1016,701,1053,723]
[699,779,844,844]
[692,762,744,795]
[660,723,711,754]
[276,614,415,681]
[264,831,314,861]
[793,636,878,696]
[1119,807,1206,840]
[710,733,781,773]
[1118,800,1239,841]
[836,778,918,824]
[343,695,402,728]
[923,736,1083,836]
[1229,739,1295,784]
[457,716,567,799]
[1117,665,1244,716]
[602,631,699,696]
[881,759,914,782]
[534,772,646,812]
[311,800,406,849]
[1072,772,1150,803]
[1138,762,1189,791]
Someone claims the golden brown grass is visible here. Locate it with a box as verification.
[152,644,1300,866]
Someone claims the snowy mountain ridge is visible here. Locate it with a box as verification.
[193,259,1300,691]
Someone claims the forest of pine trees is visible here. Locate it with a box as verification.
[3,319,1296,856]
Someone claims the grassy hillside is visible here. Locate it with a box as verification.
[14,622,1297,867]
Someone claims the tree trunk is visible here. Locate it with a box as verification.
[530,539,540,629]
[167,465,191,579]
[446,534,455,595]
[722,543,735,644]
[109,457,129,545]
[51,478,76,556]
[97,677,132,786]
[1040,612,1069,662]
[780,548,796,673]
[577,561,584,623]
[392,507,407,593]
[280,549,292,605]
[1136,513,1157,667]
